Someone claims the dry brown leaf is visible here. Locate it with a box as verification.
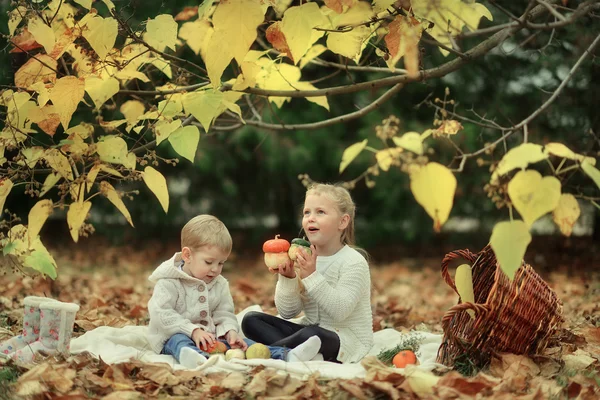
[220,371,247,390]
[137,362,180,386]
[434,371,499,397]
[338,379,369,399]
[101,391,144,400]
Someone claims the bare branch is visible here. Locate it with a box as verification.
[119,82,209,96]
[536,0,568,21]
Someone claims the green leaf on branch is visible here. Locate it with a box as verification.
[581,160,600,190]
[507,170,561,228]
[491,143,548,183]
[24,249,58,280]
[393,132,423,155]
[143,167,169,213]
[169,126,200,163]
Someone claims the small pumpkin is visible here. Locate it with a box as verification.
[392,350,418,368]
[263,235,291,269]
[288,238,311,261]
[202,341,228,354]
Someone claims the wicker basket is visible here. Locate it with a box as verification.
[436,244,564,368]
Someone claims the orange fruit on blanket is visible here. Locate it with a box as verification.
[203,341,228,354]
[392,350,417,368]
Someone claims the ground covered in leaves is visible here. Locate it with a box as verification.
[0,238,599,399]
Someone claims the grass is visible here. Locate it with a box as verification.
[0,364,20,400]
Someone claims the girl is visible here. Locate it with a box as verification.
[242,183,374,363]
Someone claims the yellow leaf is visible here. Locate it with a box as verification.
[0,146,5,166]
[405,368,440,397]
[73,0,93,10]
[299,44,327,69]
[204,30,233,86]
[8,6,28,36]
[339,139,368,173]
[24,247,58,279]
[145,14,178,52]
[0,178,14,218]
[373,0,396,13]
[49,76,85,130]
[21,147,45,168]
[281,2,327,63]
[581,160,600,190]
[392,132,423,155]
[100,181,134,227]
[67,201,92,242]
[100,119,127,130]
[198,0,217,19]
[183,90,226,130]
[86,165,100,193]
[375,147,402,171]
[28,17,56,55]
[100,164,125,178]
[44,149,74,180]
[490,220,531,281]
[40,173,61,197]
[410,162,457,232]
[293,81,329,110]
[412,0,492,56]
[143,166,169,213]
[155,120,182,145]
[157,99,182,119]
[507,170,561,227]
[84,76,119,108]
[30,82,51,107]
[82,15,118,59]
[101,0,116,11]
[96,136,134,169]
[15,55,57,88]
[326,2,375,63]
[27,200,53,244]
[70,182,85,203]
[455,264,475,318]
[169,126,200,163]
[491,143,548,182]
[552,194,580,237]
[384,15,423,75]
[545,142,596,166]
[120,100,146,123]
[179,19,213,58]
[28,105,61,136]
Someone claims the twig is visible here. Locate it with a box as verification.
[536,0,567,21]
[118,82,209,95]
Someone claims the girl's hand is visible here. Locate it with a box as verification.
[192,328,216,351]
[277,258,296,279]
[225,330,248,350]
[296,245,317,279]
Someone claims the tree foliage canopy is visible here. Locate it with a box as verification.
[0,0,599,279]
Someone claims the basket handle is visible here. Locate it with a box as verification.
[441,249,478,294]
[441,302,490,333]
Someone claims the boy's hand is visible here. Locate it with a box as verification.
[277,259,296,279]
[192,328,215,351]
[296,245,317,279]
[225,330,248,350]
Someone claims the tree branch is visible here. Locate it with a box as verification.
[536,0,567,21]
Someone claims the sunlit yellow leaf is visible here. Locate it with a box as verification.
[28,105,61,136]
[412,0,492,56]
[405,368,440,397]
[67,123,94,139]
[85,76,119,108]
[15,55,57,88]
[120,100,146,123]
[100,119,127,130]
[1,225,28,257]
[491,143,548,182]
[299,44,327,69]
[70,182,85,203]
[581,160,600,190]
[8,6,27,36]
[375,147,402,171]
[145,14,178,52]
[155,120,182,145]
[27,200,53,244]
[393,132,423,155]
[198,0,216,19]
[545,142,596,166]
[455,264,475,318]
[0,146,5,166]
[507,170,561,227]
[143,166,169,213]
[44,148,74,180]
[96,136,134,169]
[86,165,100,193]
[0,178,14,218]
[552,194,580,237]
[384,15,422,76]
[67,201,92,242]
[30,82,51,107]
[169,126,200,163]
[100,181,134,227]
[281,2,327,63]
[490,220,531,281]
[40,172,61,197]
[339,139,368,173]
[293,81,329,110]
[179,19,213,58]
[157,99,182,119]
[373,0,396,13]
[28,17,56,55]
[82,15,118,59]
[326,2,375,63]
[410,162,456,232]
[21,147,45,168]
[182,90,225,130]
[49,76,85,130]
[73,0,92,10]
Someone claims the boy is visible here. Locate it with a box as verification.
[147,215,246,367]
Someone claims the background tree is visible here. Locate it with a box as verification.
[0,0,598,279]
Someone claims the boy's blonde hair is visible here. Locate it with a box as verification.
[181,215,232,253]
[306,183,356,246]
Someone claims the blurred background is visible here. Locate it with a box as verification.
[0,0,598,272]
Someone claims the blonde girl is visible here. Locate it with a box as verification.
[242,183,374,363]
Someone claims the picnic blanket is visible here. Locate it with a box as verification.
[70,305,444,380]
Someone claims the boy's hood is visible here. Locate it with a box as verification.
[148,253,222,289]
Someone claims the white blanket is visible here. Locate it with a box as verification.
[70,305,443,379]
